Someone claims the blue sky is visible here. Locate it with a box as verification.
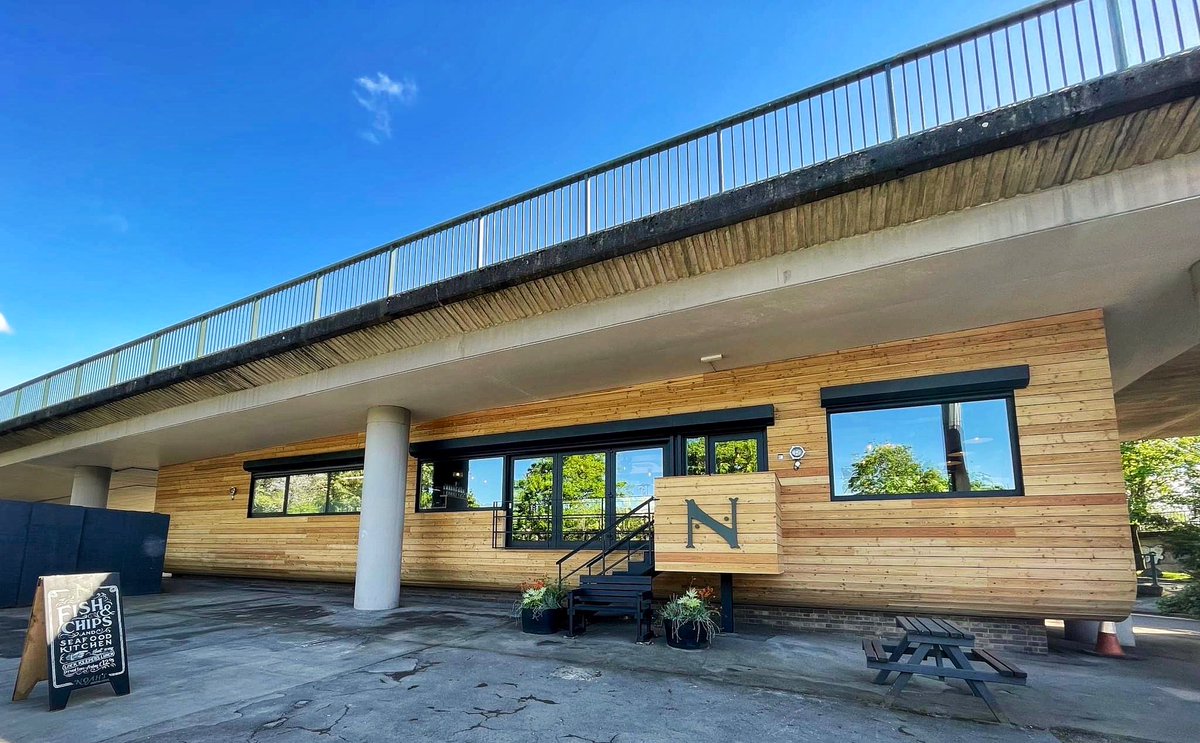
[0,0,1029,390]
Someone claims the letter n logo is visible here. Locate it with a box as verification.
[685,498,739,549]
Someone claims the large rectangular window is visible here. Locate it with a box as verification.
[828,397,1020,500]
[249,468,364,516]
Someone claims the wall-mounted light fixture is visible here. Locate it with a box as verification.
[777,446,807,470]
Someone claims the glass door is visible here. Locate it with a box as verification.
[509,455,554,547]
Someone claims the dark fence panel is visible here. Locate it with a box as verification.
[77,509,170,596]
[18,504,86,605]
[0,501,32,607]
[2,499,170,608]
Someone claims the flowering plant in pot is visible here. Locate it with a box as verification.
[515,578,567,634]
[658,586,720,649]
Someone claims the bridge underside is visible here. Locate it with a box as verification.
[2,59,1200,501]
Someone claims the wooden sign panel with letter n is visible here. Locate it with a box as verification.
[653,472,783,574]
[11,573,131,711]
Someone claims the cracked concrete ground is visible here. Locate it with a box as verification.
[1,577,1196,742]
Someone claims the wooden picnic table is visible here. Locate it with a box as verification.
[862,616,1027,723]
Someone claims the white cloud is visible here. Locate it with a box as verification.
[353,72,417,143]
[99,213,130,234]
[0,312,12,335]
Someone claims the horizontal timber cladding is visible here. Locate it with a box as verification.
[154,309,1135,620]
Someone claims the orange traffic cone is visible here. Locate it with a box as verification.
[1094,620,1125,658]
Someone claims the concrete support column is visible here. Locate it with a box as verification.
[354,405,411,610]
[70,465,112,508]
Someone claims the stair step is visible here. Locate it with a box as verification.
[581,575,653,586]
[572,597,649,607]
[573,588,652,599]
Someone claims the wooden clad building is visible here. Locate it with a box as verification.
[155,309,1135,623]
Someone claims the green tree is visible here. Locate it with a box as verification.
[327,470,364,512]
[561,453,607,541]
[512,457,554,542]
[1122,438,1200,528]
[847,444,949,495]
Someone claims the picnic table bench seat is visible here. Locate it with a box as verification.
[969,648,1027,679]
[862,637,887,664]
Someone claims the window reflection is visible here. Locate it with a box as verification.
[251,477,286,514]
[685,435,760,475]
[713,437,758,474]
[830,398,1017,498]
[615,448,663,513]
[286,473,327,514]
[561,453,606,543]
[419,456,502,511]
[327,470,363,512]
[511,456,554,544]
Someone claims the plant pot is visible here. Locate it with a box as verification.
[663,619,712,650]
[520,607,565,635]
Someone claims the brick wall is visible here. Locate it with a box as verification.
[406,585,1049,654]
[734,604,1048,654]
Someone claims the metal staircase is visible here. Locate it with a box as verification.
[556,497,657,642]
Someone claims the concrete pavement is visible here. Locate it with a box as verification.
[1,578,1196,742]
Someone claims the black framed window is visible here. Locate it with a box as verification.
[417,431,765,548]
[826,397,1022,500]
[249,467,364,516]
[409,405,774,549]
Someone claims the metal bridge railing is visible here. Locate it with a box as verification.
[3,0,1199,423]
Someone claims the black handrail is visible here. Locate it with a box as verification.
[556,497,655,584]
[566,518,654,585]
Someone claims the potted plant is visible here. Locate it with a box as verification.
[515,578,567,634]
[658,586,720,650]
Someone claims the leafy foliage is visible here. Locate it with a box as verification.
[1155,521,1200,618]
[510,455,626,543]
[327,470,363,512]
[514,577,566,619]
[657,586,721,642]
[847,444,949,495]
[1158,583,1200,617]
[685,437,758,475]
[844,443,1006,495]
[1122,438,1200,528]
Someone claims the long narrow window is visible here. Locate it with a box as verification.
[249,468,364,516]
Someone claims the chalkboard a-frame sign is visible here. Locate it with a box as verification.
[11,573,131,711]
